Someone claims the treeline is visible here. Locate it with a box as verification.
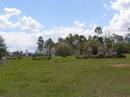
[0,26,130,58]
[36,27,130,57]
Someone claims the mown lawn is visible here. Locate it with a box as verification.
[0,55,130,97]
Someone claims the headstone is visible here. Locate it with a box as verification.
[47,46,51,56]
[51,47,56,58]
[0,55,6,65]
[43,48,47,55]
[73,40,80,57]
[35,49,39,54]
[87,47,92,57]
[108,48,113,56]
[75,49,80,57]
[113,52,117,56]
[26,50,28,56]
[98,46,104,56]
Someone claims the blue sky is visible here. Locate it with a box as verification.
[0,0,114,29]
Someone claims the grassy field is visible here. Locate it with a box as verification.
[0,55,130,97]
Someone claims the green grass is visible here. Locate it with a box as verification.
[0,55,130,97]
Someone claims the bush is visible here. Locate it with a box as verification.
[126,44,130,53]
[56,43,73,57]
[113,43,127,57]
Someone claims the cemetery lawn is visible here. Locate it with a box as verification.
[0,55,130,97]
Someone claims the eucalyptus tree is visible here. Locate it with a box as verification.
[65,34,76,48]
[125,33,130,53]
[112,34,127,56]
[125,33,130,44]
[0,35,7,55]
[56,42,73,57]
[83,39,101,55]
[95,26,103,35]
[113,34,125,43]
[58,37,64,44]
[37,36,44,54]
[45,38,55,59]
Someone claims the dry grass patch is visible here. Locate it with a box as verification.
[111,64,130,68]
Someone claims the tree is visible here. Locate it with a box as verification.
[65,34,80,55]
[45,38,55,59]
[104,37,113,52]
[65,34,75,47]
[83,39,101,55]
[113,43,126,57]
[113,34,124,43]
[37,36,44,54]
[45,38,54,48]
[97,36,104,44]
[126,44,130,53]
[112,34,127,56]
[125,33,130,44]
[79,35,87,43]
[0,35,7,55]
[58,37,64,44]
[95,26,103,35]
[56,43,73,57]
[125,30,130,53]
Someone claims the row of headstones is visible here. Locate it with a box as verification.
[35,46,117,58]
[35,47,56,58]
[77,46,117,57]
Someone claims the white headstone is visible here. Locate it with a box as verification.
[26,50,28,56]
[51,47,56,58]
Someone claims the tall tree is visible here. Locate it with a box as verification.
[58,37,64,44]
[45,38,54,59]
[125,33,130,44]
[113,34,124,43]
[45,38,54,47]
[56,42,73,57]
[113,34,126,56]
[0,35,7,55]
[37,36,44,54]
[95,26,103,35]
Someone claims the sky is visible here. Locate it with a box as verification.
[0,0,130,52]
[0,0,113,28]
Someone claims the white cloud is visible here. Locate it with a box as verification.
[0,7,43,33]
[108,0,130,35]
[0,32,44,52]
[0,8,96,52]
[0,8,21,30]
[0,20,95,52]
[0,8,44,52]
[4,7,21,16]
[17,16,42,33]
[45,21,95,42]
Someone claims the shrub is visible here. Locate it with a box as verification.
[56,43,73,57]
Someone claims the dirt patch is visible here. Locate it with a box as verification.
[111,64,130,68]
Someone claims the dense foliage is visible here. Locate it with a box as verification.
[0,35,7,55]
[35,27,130,57]
[1,27,130,58]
